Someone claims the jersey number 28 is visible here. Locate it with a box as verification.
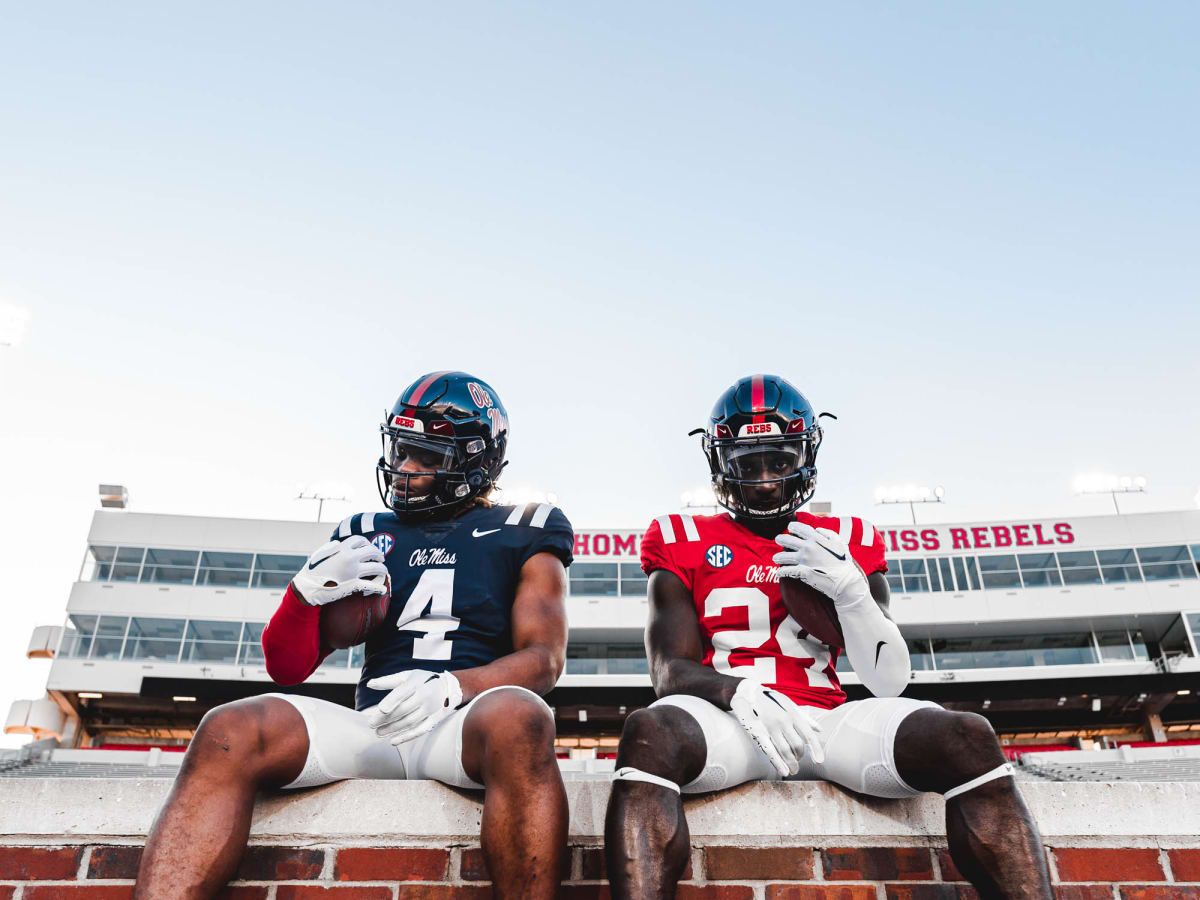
[395,569,461,660]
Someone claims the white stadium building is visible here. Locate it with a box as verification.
[5,497,1200,781]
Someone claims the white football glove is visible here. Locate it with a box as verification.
[291,534,390,607]
[730,679,825,777]
[773,521,870,611]
[365,670,464,745]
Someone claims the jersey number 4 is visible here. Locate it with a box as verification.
[395,569,461,660]
[704,587,834,690]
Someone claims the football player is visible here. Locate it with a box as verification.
[136,372,573,900]
[604,375,1052,900]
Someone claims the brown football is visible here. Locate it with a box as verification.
[779,576,845,650]
[320,587,390,650]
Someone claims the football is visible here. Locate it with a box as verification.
[320,585,390,649]
[779,576,845,651]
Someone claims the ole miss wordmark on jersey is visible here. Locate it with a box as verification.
[640,510,887,710]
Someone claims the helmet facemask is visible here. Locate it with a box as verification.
[376,428,497,519]
[702,429,821,519]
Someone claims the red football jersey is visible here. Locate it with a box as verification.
[640,510,888,709]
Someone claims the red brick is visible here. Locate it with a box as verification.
[234,846,324,881]
[214,890,270,900]
[1120,890,1200,900]
[87,845,143,879]
[1054,849,1163,883]
[768,887,878,900]
[886,888,978,900]
[1055,888,1117,900]
[395,889,494,900]
[676,888,754,900]
[0,888,13,900]
[1170,850,1200,883]
[579,846,692,881]
[335,847,448,881]
[276,889,393,900]
[705,846,814,881]
[461,847,490,880]
[561,888,610,900]
[937,850,964,882]
[822,847,934,881]
[23,889,133,900]
[0,846,83,879]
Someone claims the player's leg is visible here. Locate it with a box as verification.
[604,703,706,900]
[893,707,1051,900]
[456,687,567,900]
[605,695,778,900]
[134,696,309,900]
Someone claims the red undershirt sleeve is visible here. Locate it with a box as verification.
[261,584,330,686]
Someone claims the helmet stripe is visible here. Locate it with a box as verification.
[405,370,452,407]
[751,374,766,424]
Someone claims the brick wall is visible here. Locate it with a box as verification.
[3,842,1200,898]
[3,779,1200,899]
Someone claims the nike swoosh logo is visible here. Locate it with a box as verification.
[472,528,501,538]
[307,548,338,569]
[874,641,887,665]
[823,546,846,561]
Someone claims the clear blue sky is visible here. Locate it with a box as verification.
[1,3,1198,740]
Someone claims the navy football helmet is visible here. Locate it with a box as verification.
[693,375,826,519]
[376,371,509,518]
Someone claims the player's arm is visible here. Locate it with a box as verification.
[775,523,910,697]
[452,551,568,703]
[646,568,741,710]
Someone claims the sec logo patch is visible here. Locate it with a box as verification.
[706,544,733,568]
[371,533,395,556]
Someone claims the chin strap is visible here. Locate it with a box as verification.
[613,766,681,793]
[943,762,1015,801]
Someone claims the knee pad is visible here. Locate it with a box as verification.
[944,762,1015,801]
[612,766,680,793]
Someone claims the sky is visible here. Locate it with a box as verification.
[1,2,1198,746]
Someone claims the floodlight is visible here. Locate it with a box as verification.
[1073,471,1146,514]
[875,483,946,523]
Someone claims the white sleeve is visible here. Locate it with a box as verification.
[835,589,911,698]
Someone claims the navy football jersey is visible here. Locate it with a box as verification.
[328,502,574,710]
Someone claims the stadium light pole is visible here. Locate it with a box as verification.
[681,487,719,515]
[1073,473,1146,515]
[874,484,945,524]
[296,489,349,523]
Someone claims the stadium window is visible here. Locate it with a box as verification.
[1136,545,1197,581]
[238,622,265,665]
[252,554,306,589]
[1096,629,1138,662]
[1130,629,1150,661]
[926,559,943,591]
[197,551,254,588]
[1017,552,1061,588]
[956,556,982,591]
[908,637,934,671]
[182,619,242,663]
[62,614,98,658]
[83,545,117,581]
[883,562,903,593]
[569,562,619,597]
[566,643,603,674]
[1187,614,1200,656]
[1192,545,1200,577]
[607,643,649,674]
[899,558,929,592]
[349,643,366,668]
[619,562,649,596]
[90,616,130,659]
[141,548,200,585]
[977,554,1021,590]
[124,617,186,661]
[111,546,146,582]
[1097,548,1141,583]
[937,558,955,592]
[1057,550,1102,585]
[931,632,1096,669]
[319,647,351,669]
